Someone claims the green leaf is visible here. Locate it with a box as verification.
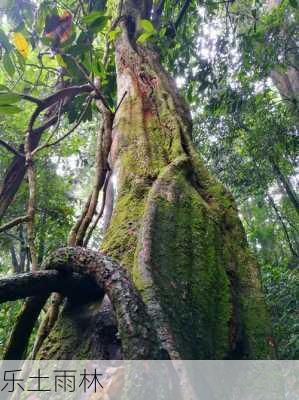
[40,37,54,47]
[0,29,12,51]
[0,85,10,92]
[159,27,167,38]
[62,55,80,78]
[108,27,122,41]
[0,105,22,114]
[230,2,238,13]
[289,0,298,8]
[140,19,155,33]
[82,11,106,25]
[82,54,93,73]
[55,54,67,68]
[0,93,21,105]
[3,52,15,77]
[92,60,106,78]
[68,44,87,57]
[89,16,110,33]
[137,31,154,44]
[14,50,26,72]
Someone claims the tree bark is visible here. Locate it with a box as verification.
[267,193,298,257]
[269,156,299,215]
[36,0,275,360]
[4,296,48,360]
[0,270,101,303]
[267,0,299,114]
[35,247,166,359]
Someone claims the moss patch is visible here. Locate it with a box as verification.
[138,169,231,358]
[101,186,148,271]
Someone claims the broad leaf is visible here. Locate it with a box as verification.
[0,93,21,105]
[140,19,155,33]
[82,11,106,25]
[89,16,110,33]
[3,52,15,77]
[137,31,154,43]
[12,32,29,58]
[0,105,22,114]
[0,29,12,51]
[56,54,67,68]
[108,27,122,41]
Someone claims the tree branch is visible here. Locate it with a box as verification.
[28,84,93,133]
[0,216,29,234]
[153,0,166,28]
[0,270,102,303]
[24,130,38,270]
[174,0,192,30]
[83,169,112,247]
[0,247,167,359]
[4,296,48,360]
[32,96,92,156]
[0,139,24,157]
[39,247,167,359]
[19,93,43,106]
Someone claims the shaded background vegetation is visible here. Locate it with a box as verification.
[0,0,298,359]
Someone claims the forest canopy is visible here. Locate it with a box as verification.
[0,0,298,360]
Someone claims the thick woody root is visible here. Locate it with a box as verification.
[1,247,167,360]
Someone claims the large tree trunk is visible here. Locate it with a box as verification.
[36,2,275,360]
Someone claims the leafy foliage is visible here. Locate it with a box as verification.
[0,0,297,358]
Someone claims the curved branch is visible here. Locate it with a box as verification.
[28,84,93,133]
[4,296,48,360]
[42,247,167,359]
[83,169,112,246]
[0,270,102,303]
[68,103,113,246]
[32,96,92,156]
[0,83,92,222]
[0,216,29,234]
[0,139,24,157]
[174,0,192,30]
[1,247,167,359]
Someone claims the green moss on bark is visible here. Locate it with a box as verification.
[101,156,274,358]
[37,33,274,360]
[145,170,231,358]
[101,189,148,270]
[38,301,104,360]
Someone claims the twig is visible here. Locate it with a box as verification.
[153,0,166,28]
[83,169,111,247]
[24,130,38,271]
[45,99,64,143]
[114,90,127,114]
[32,96,92,156]
[28,84,93,133]
[61,52,111,110]
[0,216,29,234]
[174,0,192,29]
[19,93,43,105]
[0,139,24,157]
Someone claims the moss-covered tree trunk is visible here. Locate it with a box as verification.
[37,0,275,360]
